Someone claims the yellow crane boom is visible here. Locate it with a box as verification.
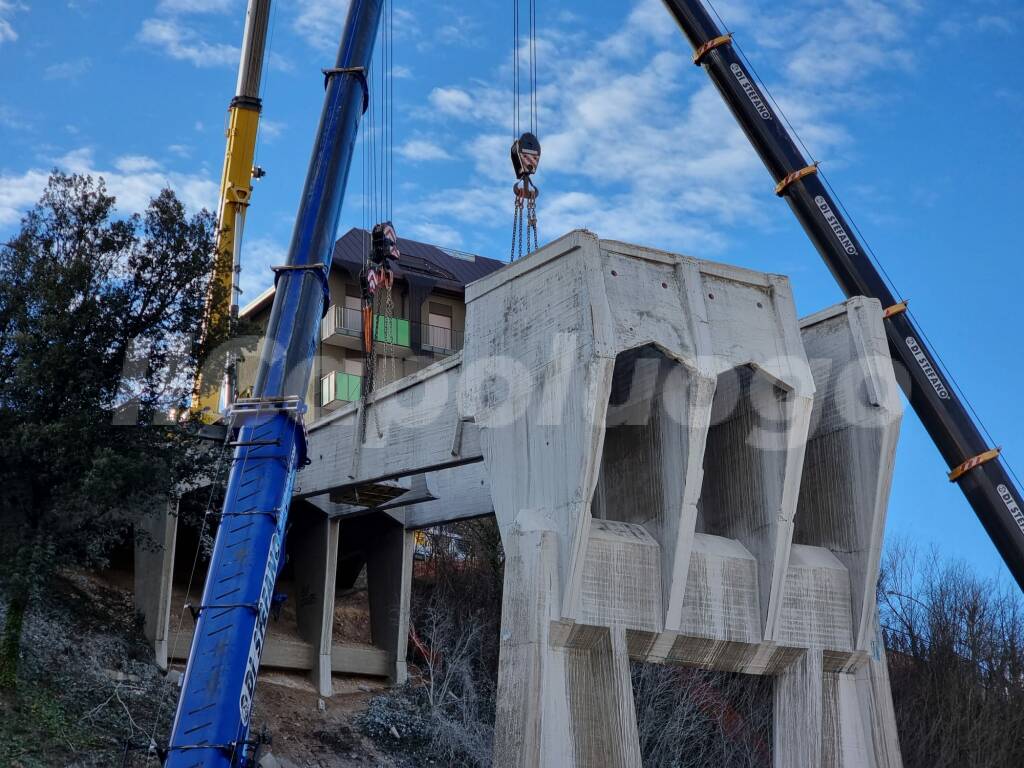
[193,0,272,421]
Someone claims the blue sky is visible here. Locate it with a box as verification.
[2,0,1022,583]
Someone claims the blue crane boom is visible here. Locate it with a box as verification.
[165,1,384,765]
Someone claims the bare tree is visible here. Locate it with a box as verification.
[879,541,1024,768]
[632,663,772,768]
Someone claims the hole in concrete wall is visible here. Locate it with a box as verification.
[697,365,791,540]
[591,344,690,534]
[630,661,773,767]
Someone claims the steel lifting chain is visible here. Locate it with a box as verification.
[526,195,538,254]
[510,131,540,262]
[511,180,539,261]
[510,196,521,262]
[370,281,397,439]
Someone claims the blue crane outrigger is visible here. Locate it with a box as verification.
[166,1,1024,764]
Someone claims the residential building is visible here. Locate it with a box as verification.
[237,227,504,421]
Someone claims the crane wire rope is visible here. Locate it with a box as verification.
[701,0,1022,492]
[358,0,398,410]
[252,0,281,170]
[510,0,540,261]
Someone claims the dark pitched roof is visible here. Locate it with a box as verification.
[241,227,503,319]
[331,228,505,291]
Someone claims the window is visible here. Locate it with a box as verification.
[339,287,362,333]
[427,302,453,350]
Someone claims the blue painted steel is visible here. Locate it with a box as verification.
[166,1,384,765]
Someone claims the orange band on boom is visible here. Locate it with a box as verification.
[693,35,733,66]
[883,301,909,319]
[949,447,1001,482]
[775,164,819,196]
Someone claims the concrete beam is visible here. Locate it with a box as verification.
[296,354,481,500]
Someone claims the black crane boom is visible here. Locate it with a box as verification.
[661,0,1024,591]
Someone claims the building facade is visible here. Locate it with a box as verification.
[237,227,504,421]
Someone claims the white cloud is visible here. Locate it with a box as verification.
[391,0,928,258]
[0,147,218,229]
[292,0,348,51]
[260,119,286,142]
[428,87,474,117]
[0,0,25,45]
[158,0,235,13]
[406,222,463,249]
[138,18,238,68]
[0,104,28,130]
[115,155,161,173]
[397,139,452,162]
[44,57,92,81]
[977,15,1014,34]
[0,167,49,229]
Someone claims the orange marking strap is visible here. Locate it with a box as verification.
[774,163,819,196]
[948,447,1001,482]
[883,300,909,319]
[693,34,733,66]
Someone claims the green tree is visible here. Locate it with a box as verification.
[0,172,218,689]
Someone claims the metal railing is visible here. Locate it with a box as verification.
[420,323,463,354]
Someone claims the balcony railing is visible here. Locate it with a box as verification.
[419,323,463,354]
[322,304,463,355]
[320,370,363,409]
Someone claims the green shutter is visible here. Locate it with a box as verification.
[374,316,410,347]
[337,372,362,402]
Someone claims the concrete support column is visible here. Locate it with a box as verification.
[564,626,642,768]
[294,514,340,696]
[854,612,903,768]
[823,671,872,768]
[494,527,572,767]
[134,495,179,671]
[774,649,824,767]
[366,519,415,684]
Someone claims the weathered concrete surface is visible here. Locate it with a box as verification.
[797,299,902,652]
[364,518,415,684]
[458,232,901,767]
[136,230,905,766]
[134,496,179,671]
[291,512,339,695]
